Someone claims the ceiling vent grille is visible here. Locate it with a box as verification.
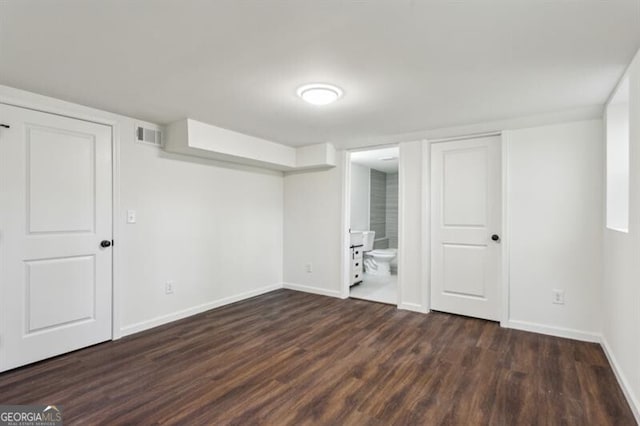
[135,124,162,147]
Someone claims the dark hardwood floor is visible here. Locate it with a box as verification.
[0,289,635,425]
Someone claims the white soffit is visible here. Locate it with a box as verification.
[164,119,335,171]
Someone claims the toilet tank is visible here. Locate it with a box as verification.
[350,230,376,250]
[362,231,375,251]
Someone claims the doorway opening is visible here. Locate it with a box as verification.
[346,146,399,305]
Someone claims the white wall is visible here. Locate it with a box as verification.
[0,86,285,338]
[119,122,284,334]
[398,141,428,312]
[349,163,370,231]
[504,120,603,339]
[602,49,640,421]
[283,157,344,297]
[283,142,428,311]
[284,120,606,327]
[283,146,426,309]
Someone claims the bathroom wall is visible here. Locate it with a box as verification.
[350,163,370,231]
[370,169,388,248]
[386,172,399,248]
[351,162,398,249]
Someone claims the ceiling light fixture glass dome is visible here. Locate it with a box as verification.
[297,83,343,106]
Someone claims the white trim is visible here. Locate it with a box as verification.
[600,336,640,423]
[283,282,342,298]
[397,145,405,308]
[348,142,401,153]
[0,86,122,128]
[366,167,371,232]
[110,122,123,339]
[428,131,502,144]
[340,151,352,299]
[606,226,630,234]
[420,140,431,313]
[500,132,512,327]
[342,145,405,307]
[341,105,603,150]
[398,302,429,314]
[504,320,600,343]
[120,283,283,337]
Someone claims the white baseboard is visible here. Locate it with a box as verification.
[119,283,283,337]
[504,320,640,422]
[504,320,600,343]
[398,302,429,314]
[282,282,341,298]
[600,336,640,424]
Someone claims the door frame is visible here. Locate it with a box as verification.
[340,144,402,307]
[423,132,509,325]
[0,85,123,340]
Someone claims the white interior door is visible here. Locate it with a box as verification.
[0,104,113,371]
[430,136,501,321]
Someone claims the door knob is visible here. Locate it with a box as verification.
[491,234,500,242]
[100,240,112,248]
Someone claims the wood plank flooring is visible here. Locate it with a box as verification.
[0,289,635,425]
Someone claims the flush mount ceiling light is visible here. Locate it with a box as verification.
[297,83,343,106]
[379,156,398,161]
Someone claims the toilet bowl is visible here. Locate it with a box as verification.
[364,248,397,276]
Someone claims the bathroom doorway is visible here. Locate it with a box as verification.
[346,146,399,305]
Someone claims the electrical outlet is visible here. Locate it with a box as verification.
[552,289,564,305]
[305,263,313,273]
[165,281,174,295]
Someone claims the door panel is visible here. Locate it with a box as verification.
[443,147,488,227]
[431,136,501,321]
[27,125,96,233]
[442,243,487,298]
[26,255,96,332]
[0,104,112,372]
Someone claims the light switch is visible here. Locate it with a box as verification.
[127,210,136,224]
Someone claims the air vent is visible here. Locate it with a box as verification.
[135,124,162,147]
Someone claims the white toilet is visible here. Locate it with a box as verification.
[364,248,398,276]
[352,230,398,276]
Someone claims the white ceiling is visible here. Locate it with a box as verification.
[1,0,638,148]
[351,147,399,173]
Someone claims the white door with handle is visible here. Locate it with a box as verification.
[430,136,502,321]
[0,104,113,371]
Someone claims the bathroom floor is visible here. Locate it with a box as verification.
[350,273,397,305]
